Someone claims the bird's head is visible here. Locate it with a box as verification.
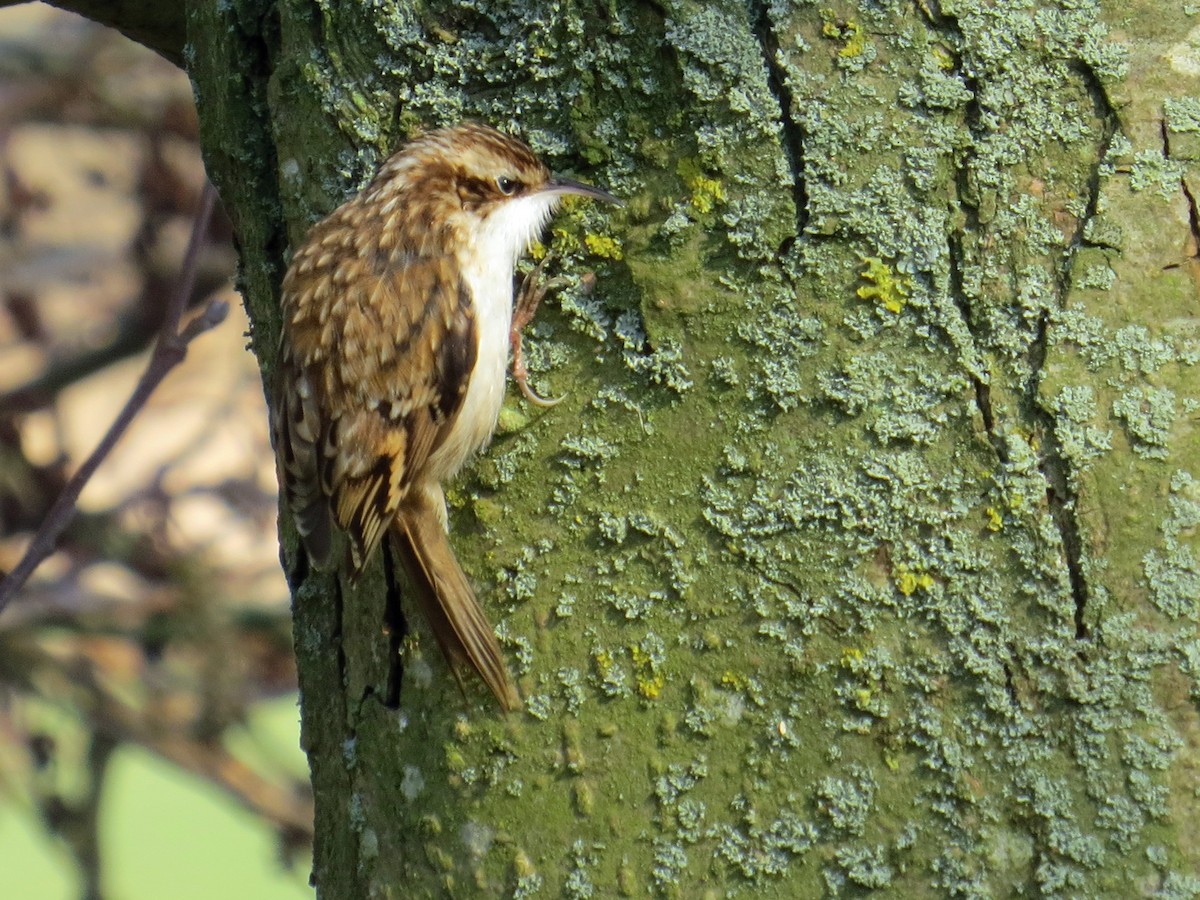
[373,122,619,266]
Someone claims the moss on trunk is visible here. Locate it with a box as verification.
[187,0,1200,895]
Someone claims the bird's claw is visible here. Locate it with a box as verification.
[511,252,569,407]
[516,376,566,408]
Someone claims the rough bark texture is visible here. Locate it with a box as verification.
[186,0,1199,896]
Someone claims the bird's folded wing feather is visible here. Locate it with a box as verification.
[392,485,521,711]
[272,235,477,577]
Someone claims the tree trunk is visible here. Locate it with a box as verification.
[186,0,1200,895]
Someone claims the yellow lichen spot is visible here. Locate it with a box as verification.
[893,564,934,596]
[528,239,548,261]
[855,688,874,709]
[820,9,841,38]
[630,644,664,700]
[677,157,726,215]
[841,647,865,667]
[444,483,468,511]
[820,9,867,58]
[637,674,665,699]
[931,45,955,70]
[838,21,866,58]
[857,256,910,314]
[985,506,1003,532]
[720,670,749,690]
[690,176,725,214]
[584,232,624,260]
[550,225,581,253]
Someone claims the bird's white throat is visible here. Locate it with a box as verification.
[428,192,559,483]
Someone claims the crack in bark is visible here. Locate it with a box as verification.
[1179,177,1200,263]
[948,227,1006,462]
[333,575,349,707]
[285,541,310,591]
[1035,60,1120,642]
[919,4,1116,641]
[1162,118,1200,265]
[381,539,407,709]
[329,574,374,896]
[1030,314,1091,640]
[915,2,1004,464]
[1002,660,1020,709]
[750,2,810,255]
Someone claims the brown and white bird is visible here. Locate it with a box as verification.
[270,123,618,711]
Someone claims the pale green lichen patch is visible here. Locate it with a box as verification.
[659,3,797,260]
[1165,96,1200,133]
[818,351,969,444]
[1048,384,1113,478]
[1112,385,1179,459]
[1143,471,1200,620]
[1129,149,1188,199]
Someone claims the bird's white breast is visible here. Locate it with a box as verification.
[425,192,558,484]
[435,263,512,479]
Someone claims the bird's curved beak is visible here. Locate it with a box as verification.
[546,175,623,206]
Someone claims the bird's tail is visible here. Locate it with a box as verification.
[389,495,520,712]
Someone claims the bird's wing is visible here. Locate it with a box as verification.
[272,230,477,577]
[271,339,334,568]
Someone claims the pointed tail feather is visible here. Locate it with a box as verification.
[390,500,520,712]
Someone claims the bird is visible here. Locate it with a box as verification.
[270,122,619,711]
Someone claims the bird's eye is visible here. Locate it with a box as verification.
[496,176,518,195]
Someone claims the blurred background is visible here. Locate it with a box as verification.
[0,5,313,897]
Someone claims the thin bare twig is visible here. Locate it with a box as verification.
[0,181,227,614]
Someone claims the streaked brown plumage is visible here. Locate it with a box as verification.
[271,123,618,711]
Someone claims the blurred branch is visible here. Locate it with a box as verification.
[6,0,188,67]
[38,731,117,900]
[0,265,232,413]
[0,182,228,615]
[2,134,234,413]
[1,306,179,413]
[2,635,314,843]
[0,15,308,888]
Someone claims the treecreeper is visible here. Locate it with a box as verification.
[270,123,620,711]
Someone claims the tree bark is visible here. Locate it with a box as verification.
[185,0,1200,895]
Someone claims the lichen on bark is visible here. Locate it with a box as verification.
[186,0,1200,895]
